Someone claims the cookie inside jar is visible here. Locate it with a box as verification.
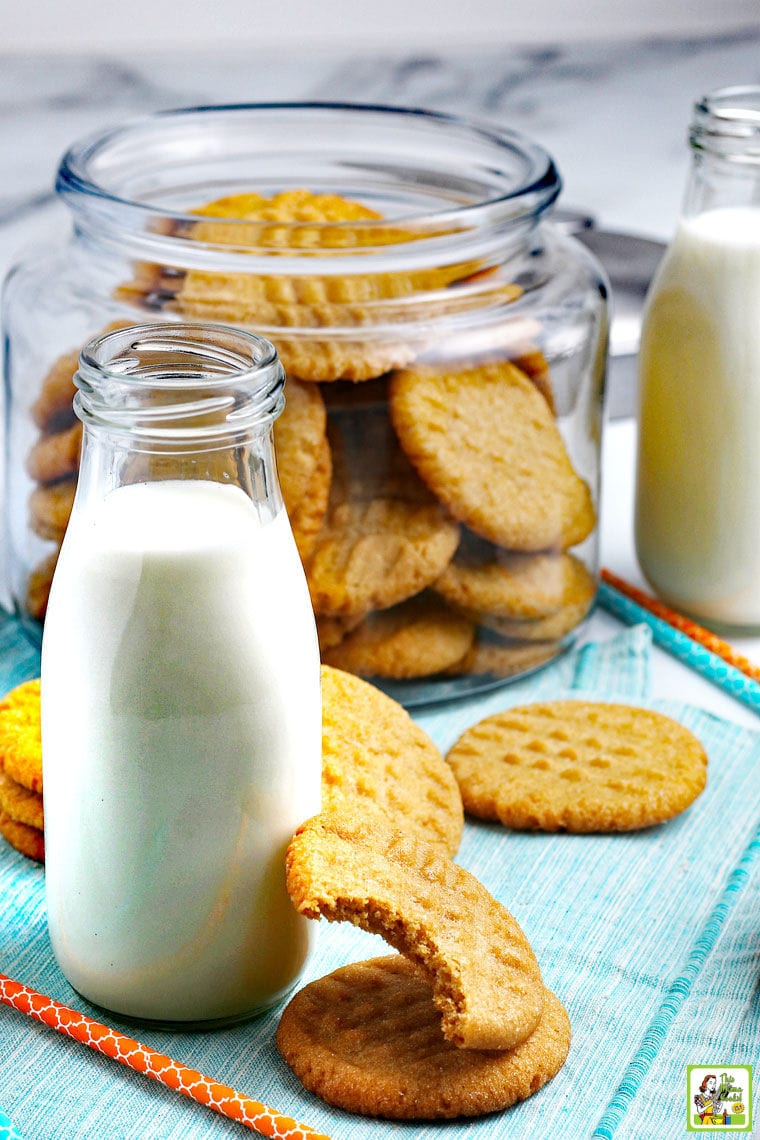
[6,104,607,704]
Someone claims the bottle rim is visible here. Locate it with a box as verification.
[75,322,285,442]
[56,102,561,272]
[691,85,760,160]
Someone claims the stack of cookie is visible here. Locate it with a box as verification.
[22,187,598,689]
[275,666,573,1121]
[0,680,44,863]
[279,811,571,1121]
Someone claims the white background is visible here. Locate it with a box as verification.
[4,0,759,53]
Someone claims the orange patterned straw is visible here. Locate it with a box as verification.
[601,568,760,684]
[0,973,330,1140]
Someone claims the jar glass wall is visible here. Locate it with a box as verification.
[2,103,608,705]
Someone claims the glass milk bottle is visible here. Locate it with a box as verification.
[635,86,760,631]
[41,322,322,1026]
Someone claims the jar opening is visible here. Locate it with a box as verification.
[56,103,561,271]
[75,322,284,441]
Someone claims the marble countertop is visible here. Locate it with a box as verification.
[3,32,759,264]
[3,32,760,728]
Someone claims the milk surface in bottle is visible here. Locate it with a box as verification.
[635,86,760,630]
[41,324,321,1025]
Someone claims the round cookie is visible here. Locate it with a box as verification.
[26,549,60,622]
[273,376,328,518]
[321,596,474,679]
[305,423,459,617]
[0,811,44,863]
[30,347,80,432]
[30,320,133,431]
[476,595,594,643]
[173,189,432,383]
[388,360,596,551]
[277,956,571,1120]
[286,811,545,1051]
[0,679,43,794]
[26,422,82,485]
[0,769,44,831]
[446,700,708,832]
[306,497,459,617]
[434,535,596,620]
[286,433,332,563]
[320,665,463,854]
[29,481,76,543]
[315,611,366,652]
[448,637,564,678]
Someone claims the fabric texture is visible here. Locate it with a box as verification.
[0,607,757,1140]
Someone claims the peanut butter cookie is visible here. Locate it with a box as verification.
[321,665,463,854]
[305,422,459,617]
[434,535,596,620]
[276,956,570,1120]
[321,596,474,679]
[26,422,82,485]
[285,811,545,1051]
[0,810,44,863]
[446,700,708,832]
[29,481,76,543]
[0,769,44,831]
[389,360,596,551]
[0,679,43,795]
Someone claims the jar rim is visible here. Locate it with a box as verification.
[56,102,561,269]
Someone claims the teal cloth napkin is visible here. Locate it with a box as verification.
[0,609,758,1140]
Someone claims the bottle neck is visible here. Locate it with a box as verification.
[683,85,760,218]
[72,323,285,522]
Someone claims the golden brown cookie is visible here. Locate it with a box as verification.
[321,596,474,679]
[26,422,82,485]
[0,810,44,863]
[26,549,60,622]
[285,433,332,563]
[286,812,545,1050]
[305,422,460,617]
[123,190,505,383]
[389,360,596,551]
[476,596,594,643]
[434,535,596,620]
[512,347,555,412]
[29,481,76,543]
[320,665,463,854]
[30,348,80,432]
[0,679,43,794]
[273,377,328,515]
[276,956,571,1120]
[446,700,708,832]
[0,769,44,831]
[30,321,133,432]
[315,611,366,652]
[448,637,564,678]
[176,190,425,382]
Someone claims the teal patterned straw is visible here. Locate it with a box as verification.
[598,580,760,716]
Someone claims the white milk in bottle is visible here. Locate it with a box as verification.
[41,324,321,1025]
[635,87,760,630]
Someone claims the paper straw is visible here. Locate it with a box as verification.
[598,572,760,716]
[0,974,330,1140]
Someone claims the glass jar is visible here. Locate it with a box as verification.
[2,103,608,705]
[635,86,760,632]
[42,321,321,1025]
